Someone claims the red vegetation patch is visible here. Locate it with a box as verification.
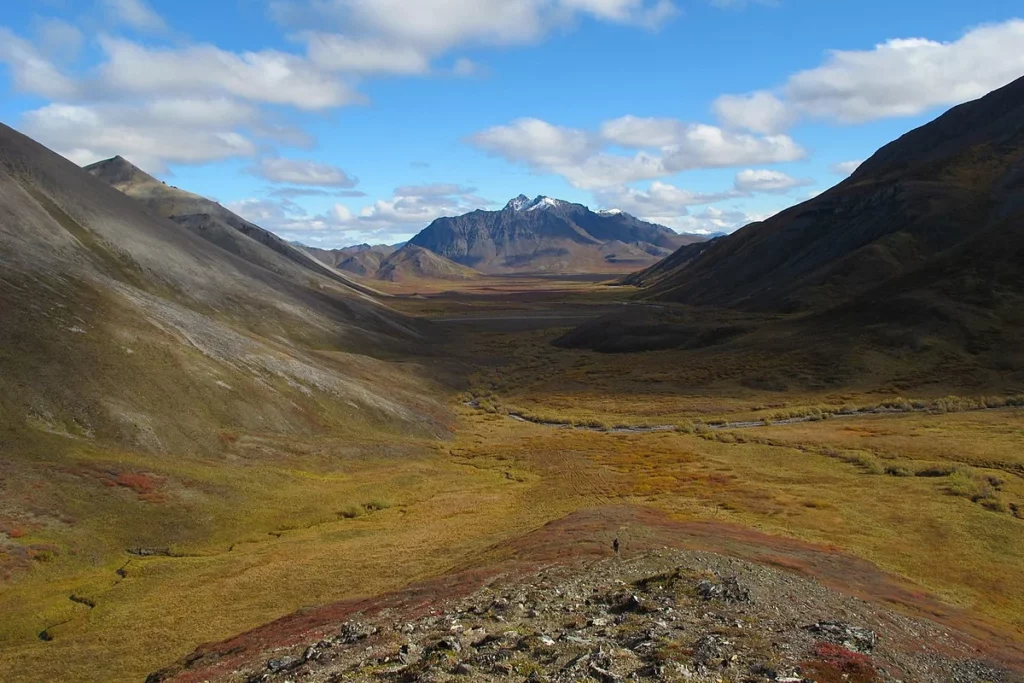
[801,642,878,683]
[7,528,26,539]
[103,471,166,502]
[219,431,239,447]
[113,472,157,494]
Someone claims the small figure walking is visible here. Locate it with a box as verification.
[612,538,620,554]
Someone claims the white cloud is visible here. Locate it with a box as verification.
[305,34,430,74]
[231,183,490,246]
[733,169,812,193]
[595,181,740,217]
[103,0,169,33]
[96,37,362,110]
[831,160,863,176]
[0,27,79,98]
[470,118,600,168]
[277,0,678,48]
[277,0,677,81]
[393,183,477,197]
[716,19,1024,130]
[250,158,359,187]
[664,205,765,234]
[451,57,481,77]
[709,0,778,8]
[561,0,679,28]
[713,91,794,135]
[600,115,686,147]
[35,17,84,63]
[22,98,261,172]
[660,124,805,171]
[470,115,805,189]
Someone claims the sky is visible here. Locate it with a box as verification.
[1,1,1023,247]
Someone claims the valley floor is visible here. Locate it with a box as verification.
[2,275,1023,682]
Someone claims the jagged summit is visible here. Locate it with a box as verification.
[504,194,532,211]
[503,194,569,212]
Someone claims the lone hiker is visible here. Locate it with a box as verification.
[612,538,620,554]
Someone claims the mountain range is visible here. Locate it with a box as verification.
[405,194,706,274]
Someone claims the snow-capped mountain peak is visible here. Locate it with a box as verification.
[599,208,623,216]
[505,195,568,212]
[526,196,564,211]
[504,194,531,211]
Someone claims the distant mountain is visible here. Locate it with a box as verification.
[303,242,477,282]
[376,244,479,282]
[306,243,399,277]
[85,156,379,296]
[406,195,706,274]
[632,75,1024,314]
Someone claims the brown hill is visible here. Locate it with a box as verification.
[306,243,399,276]
[84,156,381,296]
[1,123,444,453]
[375,244,479,282]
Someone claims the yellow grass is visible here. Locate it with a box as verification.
[2,275,1023,681]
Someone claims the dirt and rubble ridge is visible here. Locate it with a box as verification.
[156,549,1019,683]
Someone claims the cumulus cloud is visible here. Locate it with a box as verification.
[249,158,359,187]
[470,115,805,189]
[0,27,79,98]
[595,181,741,217]
[267,187,367,199]
[733,169,813,193]
[35,17,84,64]
[664,205,766,234]
[280,0,678,80]
[96,37,362,110]
[593,171,808,232]
[716,19,1024,131]
[831,160,863,176]
[230,183,490,246]
[304,34,430,74]
[712,91,794,135]
[103,0,169,33]
[22,98,261,172]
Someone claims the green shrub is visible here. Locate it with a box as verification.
[915,465,958,478]
[946,471,998,504]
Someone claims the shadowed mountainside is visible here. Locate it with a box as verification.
[632,75,1024,313]
[561,76,1024,382]
[408,194,706,274]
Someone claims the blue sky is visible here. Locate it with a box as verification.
[2,1,1022,246]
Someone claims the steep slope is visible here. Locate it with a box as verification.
[375,244,479,282]
[84,156,380,296]
[0,122,449,633]
[639,75,1024,313]
[408,195,704,274]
